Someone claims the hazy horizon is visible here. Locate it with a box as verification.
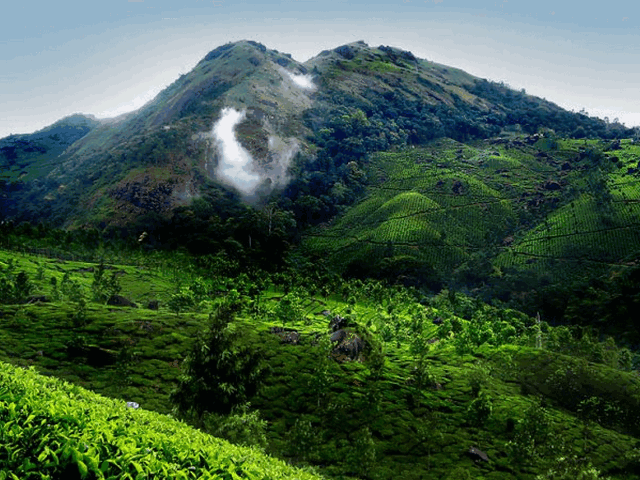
[2,0,639,139]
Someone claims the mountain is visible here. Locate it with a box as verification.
[1,40,628,229]
[0,114,101,219]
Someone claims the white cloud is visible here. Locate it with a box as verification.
[212,107,261,195]
[281,69,316,91]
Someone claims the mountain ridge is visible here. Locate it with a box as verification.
[1,39,632,229]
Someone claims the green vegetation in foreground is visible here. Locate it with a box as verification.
[2,245,640,479]
[0,361,322,480]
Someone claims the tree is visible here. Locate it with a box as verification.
[0,270,33,304]
[170,299,265,419]
[91,261,121,303]
[167,288,195,316]
[274,291,305,327]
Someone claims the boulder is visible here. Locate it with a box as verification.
[467,446,489,462]
[544,180,561,191]
[432,317,444,325]
[329,314,348,332]
[452,180,464,195]
[26,295,48,304]
[331,329,365,362]
[107,295,138,308]
[270,326,301,345]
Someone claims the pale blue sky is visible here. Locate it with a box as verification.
[2,0,638,138]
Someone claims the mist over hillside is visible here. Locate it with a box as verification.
[2,40,632,226]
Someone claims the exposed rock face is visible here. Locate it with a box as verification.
[111,179,175,213]
[334,45,356,59]
[270,326,301,345]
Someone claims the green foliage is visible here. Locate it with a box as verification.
[536,455,611,480]
[202,403,268,451]
[288,417,321,463]
[1,244,640,479]
[467,362,491,397]
[0,361,321,480]
[170,299,265,418]
[274,291,305,327]
[411,354,439,392]
[308,334,333,407]
[345,426,377,478]
[167,287,195,316]
[91,261,122,303]
[466,391,493,427]
[507,399,553,464]
[0,264,33,304]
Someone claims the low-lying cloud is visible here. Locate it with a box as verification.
[212,107,261,195]
[209,107,300,200]
[281,69,316,91]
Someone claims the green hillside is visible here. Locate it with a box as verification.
[302,136,640,307]
[1,40,629,230]
[2,244,640,479]
[0,361,322,480]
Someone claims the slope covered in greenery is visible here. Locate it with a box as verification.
[2,242,640,479]
[2,38,640,480]
[303,136,640,323]
[0,361,322,480]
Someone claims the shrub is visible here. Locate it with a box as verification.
[0,270,33,304]
[91,261,121,303]
[167,287,195,316]
[507,400,552,464]
[346,427,377,478]
[288,417,320,462]
[203,403,268,451]
[466,392,493,426]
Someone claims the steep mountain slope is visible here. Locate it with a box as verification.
[0,114,101,219]
[2,41,318,226]
[1,40,624,229]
